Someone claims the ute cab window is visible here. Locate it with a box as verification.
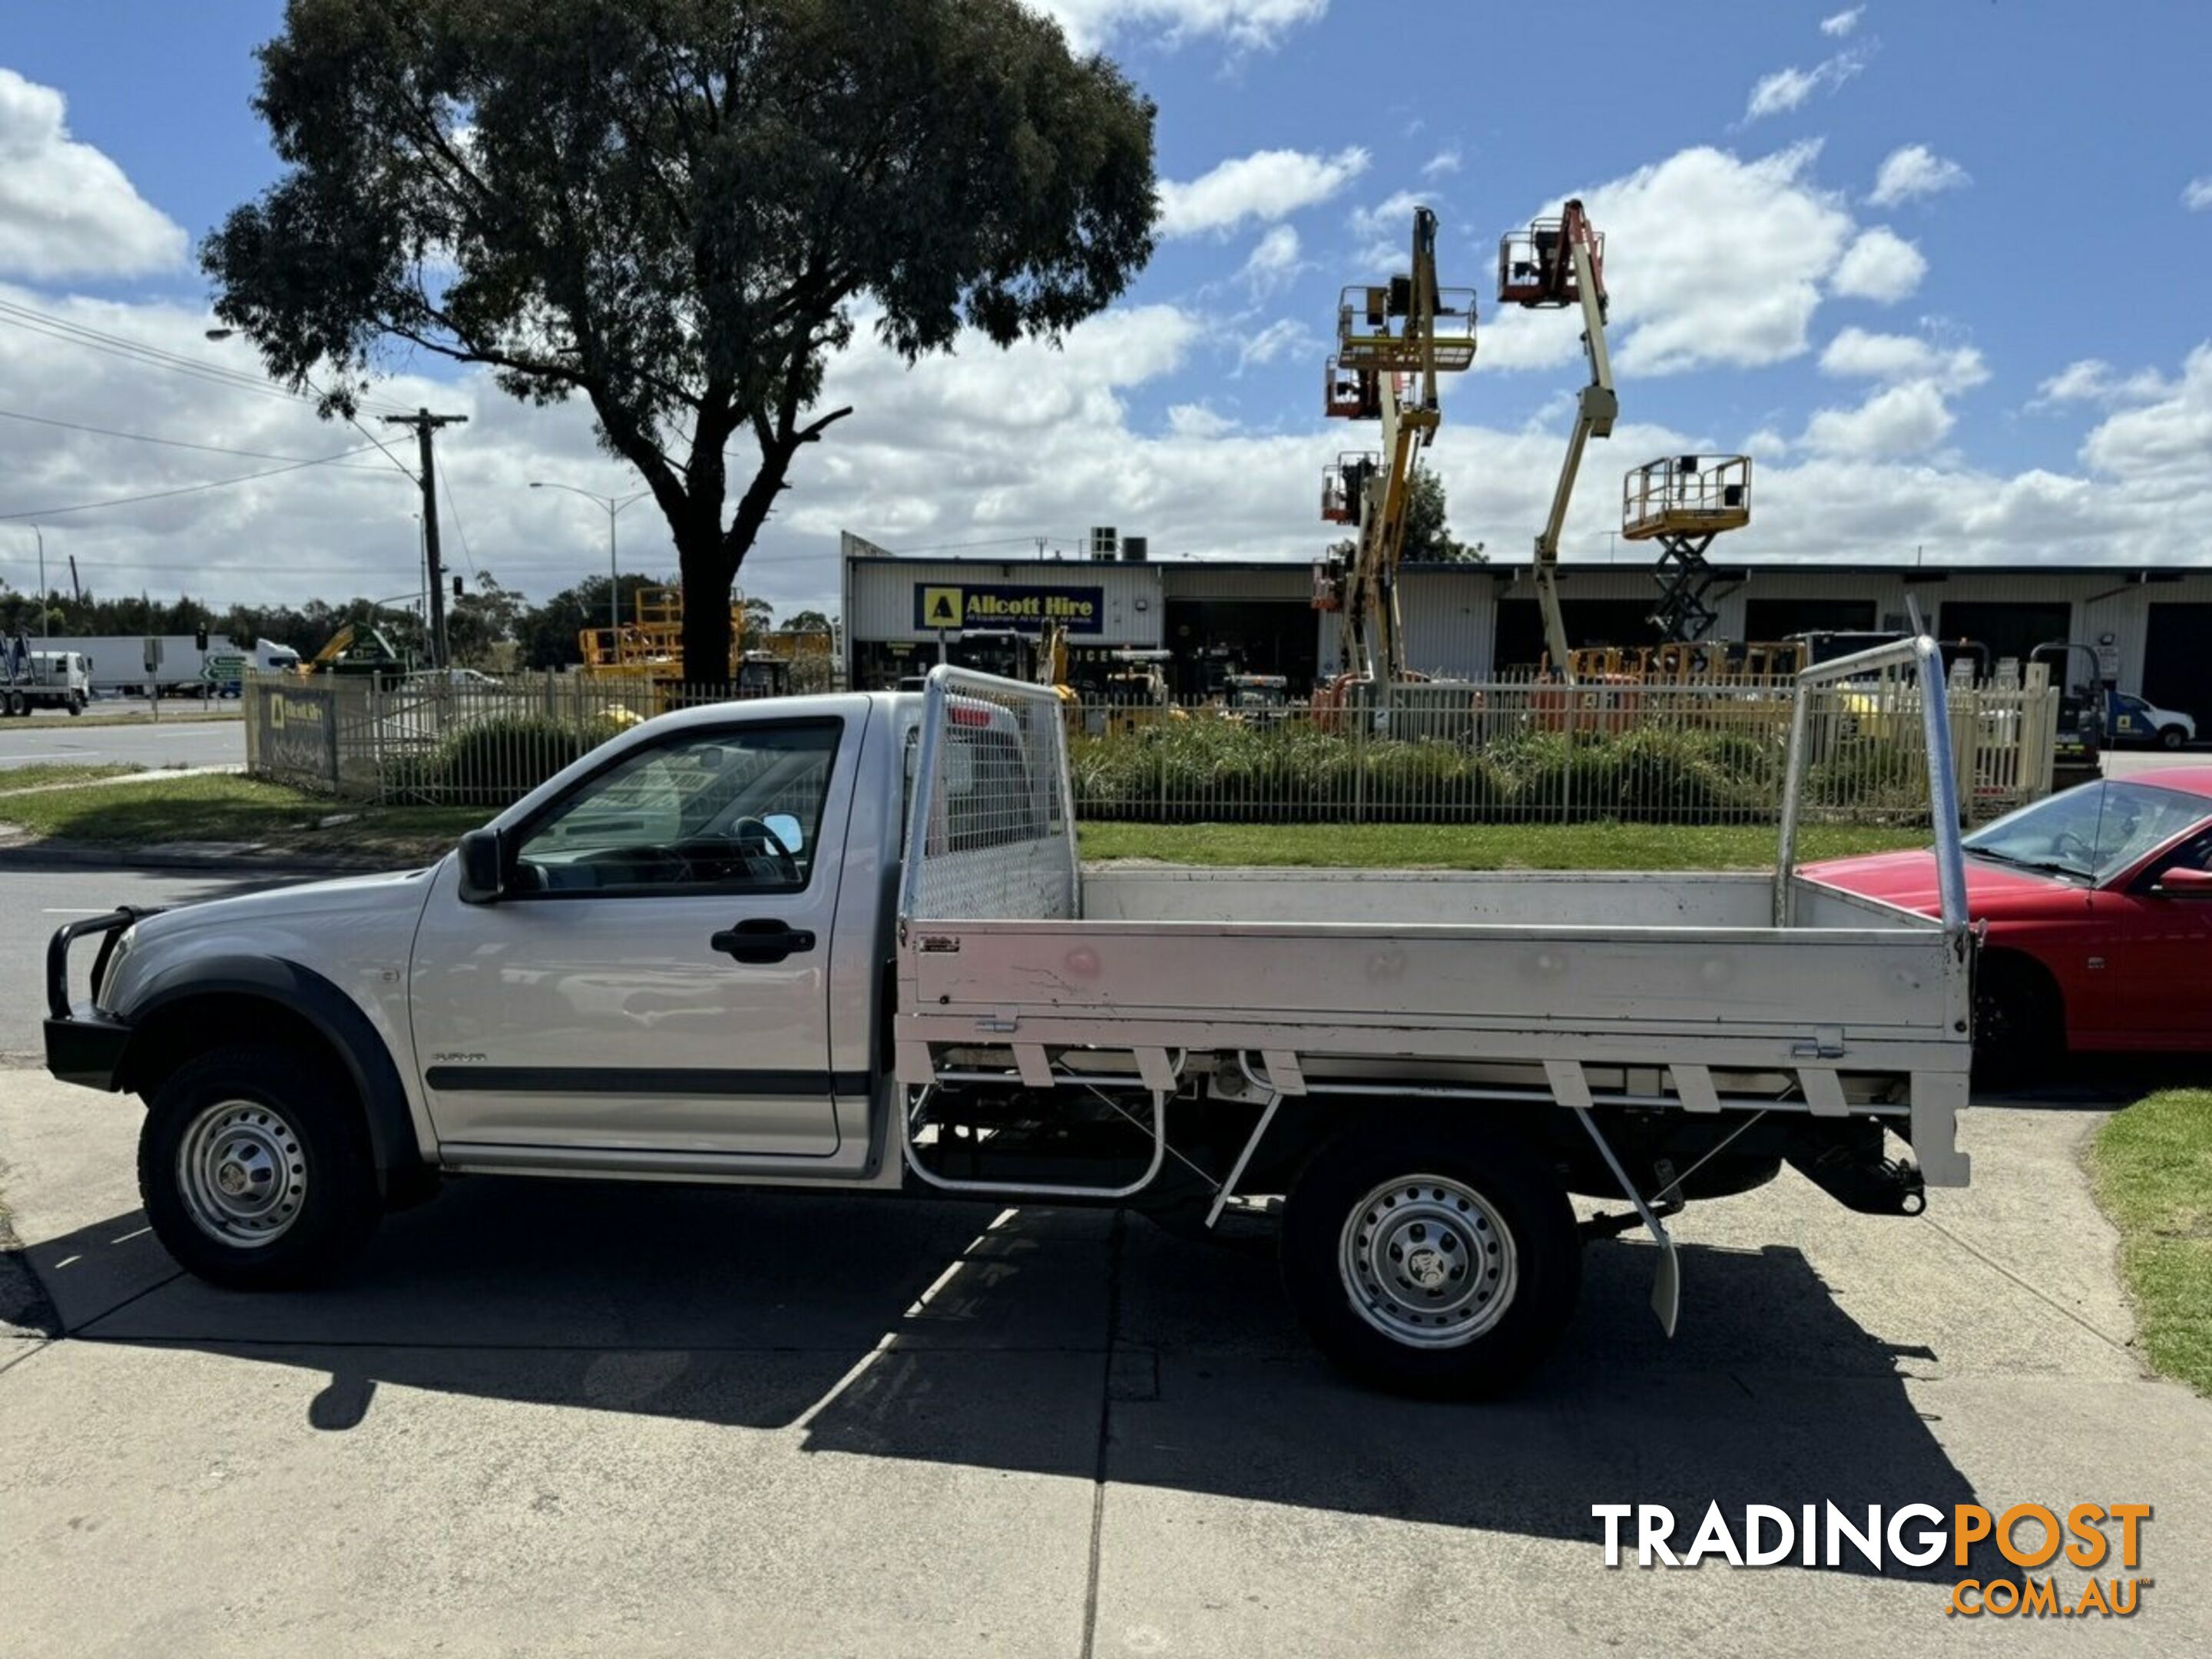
[513,722,839,895]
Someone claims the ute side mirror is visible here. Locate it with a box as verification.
[457,827,508,904]
[2151,866,2212,899]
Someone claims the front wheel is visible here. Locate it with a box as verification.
[1973,955,2063,1086]
[1280,1121,1580,1398]
[138,1045,383,1289]
[67,692,84,715]
[2160,724,2189,751]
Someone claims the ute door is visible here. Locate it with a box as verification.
[2085,827,2212,1045]
[409,714,859,1160]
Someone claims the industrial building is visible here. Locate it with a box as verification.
[839,532,2212,724]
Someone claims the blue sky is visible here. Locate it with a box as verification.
[3,2,2210,616]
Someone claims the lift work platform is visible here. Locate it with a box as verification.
[1622,454,1753,643]
[1313,207,1478,694]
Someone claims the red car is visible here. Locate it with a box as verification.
[1804,767,2212,1070]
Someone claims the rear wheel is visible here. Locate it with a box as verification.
[137,1045,382,1289]
[1280,1121,1579,1398]
[3,690,22,717]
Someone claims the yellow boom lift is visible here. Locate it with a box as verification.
[1497,200,1614,685]
[1313,207,1478,695]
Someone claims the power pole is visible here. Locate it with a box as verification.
[380,408,469,670]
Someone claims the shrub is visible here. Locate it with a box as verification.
[384,713,629,805]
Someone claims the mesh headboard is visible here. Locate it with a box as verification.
[898,667,1080,926]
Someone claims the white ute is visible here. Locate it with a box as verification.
[45,637,1975,1396]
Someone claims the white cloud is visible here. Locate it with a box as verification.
[0,69,187,280]
[1347,189,1424,267]
[2184,177,2212,211]
[1868,144,1969,207]
[1237,224,1303,296]
[13,267,2212,629]
[2032,359,2173,409]
[1744,50,1869,122]
[1029,0,1327,53]
[1801,380,1955,457]
[1157,145,1369,238]
[1420,147,1462,178]
[1820,327,1987,392]
[1478,144,1853,376]
[1820,6,1866,36]
[2079,345,2212,482]
[1231,316,1316,375]
[1830,226,1926,302]
[1167,402,1237,439]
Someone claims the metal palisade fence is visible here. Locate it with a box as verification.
[247,670,2058,826]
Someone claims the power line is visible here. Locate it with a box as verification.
[439,472,480,578]
[0,298,416,417]
[0,442,389,521]
[0,405,402,470]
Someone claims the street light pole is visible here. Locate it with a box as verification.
[530,482,654,644]
[33,525,45,635]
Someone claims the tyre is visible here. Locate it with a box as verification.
[137,1045,382,1290]
[1280,1121,1581,1399]
[3,690,22,717]
[67,693,84,715]
[2160,725,2188,751]
[1972,954,2063,1087]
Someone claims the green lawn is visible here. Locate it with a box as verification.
[53,708,241,730]
[1075,820,1926,869]
[0,773,479,859]
[2092,1091,2212,1397]
[0,762,147,794]
[0,773,1931,873]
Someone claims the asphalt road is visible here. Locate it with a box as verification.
[0,710,246,772]
[2,1073,2207,1655]
[0,867,309,1059]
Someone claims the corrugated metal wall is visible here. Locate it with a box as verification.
[1397,567,1498,679]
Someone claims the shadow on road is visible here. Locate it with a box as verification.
[1979,1052,2212,1110]
[11,1174,2023,1579]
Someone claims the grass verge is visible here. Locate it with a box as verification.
[0,774,480,862]
[2091,1091,2212,1396]
[0,763,147,793]
[1075,820,1927,869]
[0,777,1936,873]
[40,708,241,729]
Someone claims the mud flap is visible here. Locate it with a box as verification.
[1567,1094,1681,1338]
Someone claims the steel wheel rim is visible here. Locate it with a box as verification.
[176,1098,308,1247]
[1339,1173,1518,1349]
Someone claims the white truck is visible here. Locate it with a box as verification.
[44,638,1975,1396]
[2,641,91,715]
[53,634,240,697]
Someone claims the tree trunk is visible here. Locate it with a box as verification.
[676,527,736,698]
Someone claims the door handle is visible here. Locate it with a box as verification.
[710,919,816,965]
